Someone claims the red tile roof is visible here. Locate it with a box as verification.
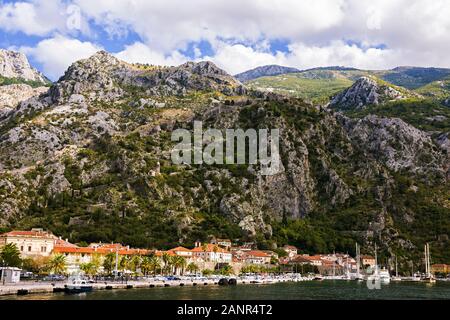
[169,246,192,253]
[246,250,271,258]
[2,230,55,238]
[53,246,150,255]
[191,244,229,253]
[54,238,78,248]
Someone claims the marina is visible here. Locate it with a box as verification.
[1,279,449,300]
[1,273,449,298]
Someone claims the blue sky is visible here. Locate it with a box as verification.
[1,0,450,80]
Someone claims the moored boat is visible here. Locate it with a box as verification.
[64,276,93,294]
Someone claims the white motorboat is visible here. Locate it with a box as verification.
[65,276,93,294]
[378,268,391,284]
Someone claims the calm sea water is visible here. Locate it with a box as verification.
[2,281,450,300]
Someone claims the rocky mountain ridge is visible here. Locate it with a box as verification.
[329,77,408,110]
[0,49,48,84]
[0,50,448,263]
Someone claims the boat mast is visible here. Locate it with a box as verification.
[425,243,432,278]
[374,243,378,275]
[114,246,119,278]
[395,256,398,278]
[424,244,428,277]
[356,243,361,276]
[333,251,336,277]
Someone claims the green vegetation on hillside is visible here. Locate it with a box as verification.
[247,73,353,104]
[0,75,50,88]
[415,78,450,100]
[346,99,450,134]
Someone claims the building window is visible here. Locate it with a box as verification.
[20,246,24,251]
[28,246,32,252]
[41,246,47,253]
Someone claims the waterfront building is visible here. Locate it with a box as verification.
[214,239,232,249]
[305,255,324,267]
[0,229,57,258]
[0,267,21,284]
[431,264,449,274]
[244,250,272,265]
[361,255,376,267]
[283,245,298,259]
[191,243,232,263]
[53,242,151,274]
[167,246,194,261]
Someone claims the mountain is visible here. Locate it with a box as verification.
[50,51,245,104]
[0,50,449,264]
[244,66,450,104]
[382,66,450,90]
[235,65,300,82]
[329,76,409,111]
[0,49,49,86]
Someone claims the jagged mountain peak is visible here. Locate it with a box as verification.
[329,76,407,110]
[0,49,48,84]
[180,60,229,76]
[50,51,245,104]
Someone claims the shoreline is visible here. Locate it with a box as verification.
[1,276,449,298]
[0,277,301,297]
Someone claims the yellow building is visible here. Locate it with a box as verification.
[431,264,449,274]
[0,229,57,258]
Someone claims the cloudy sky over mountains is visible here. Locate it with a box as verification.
[1,0,450,80]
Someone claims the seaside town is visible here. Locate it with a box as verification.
[1,228,449,296]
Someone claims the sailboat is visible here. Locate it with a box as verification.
[408,263,422,282]
[352,243,364,281]
[391,256,402,282]
[367,244,390,284]
[422,243,436,284]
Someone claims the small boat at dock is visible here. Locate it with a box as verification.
[64,276,93,294]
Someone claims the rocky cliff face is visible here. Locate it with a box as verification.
[330,77,406,110]
[0,84,48,118]
[0,49,48,83]
[0,51,448,260]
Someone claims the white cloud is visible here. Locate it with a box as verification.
[115,42,188,67]
[0,0,90,37]
[203,40,399,75]
[74,0,346,51]
[5,0,450,80]
[20,36,101,80]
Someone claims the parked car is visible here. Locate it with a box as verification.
[20,271,35,279]
[43,274,66,281]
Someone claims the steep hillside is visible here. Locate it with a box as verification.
[0,51,448,265]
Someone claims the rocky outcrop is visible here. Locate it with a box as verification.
[0,84,48,117]
[330,77,405,110]
[0,49,48,83]
[340,114,446,177]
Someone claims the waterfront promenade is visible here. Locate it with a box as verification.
[0,276,303,297]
